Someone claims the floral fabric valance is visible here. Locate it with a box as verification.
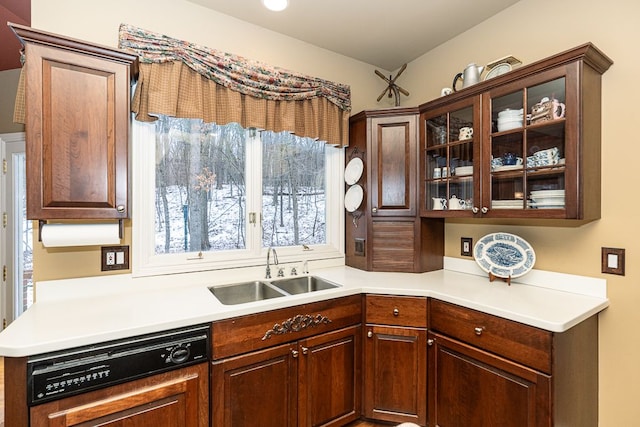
[118,24,351,146]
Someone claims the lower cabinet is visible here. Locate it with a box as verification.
[29,362,209,427]
[211,325,361,427]
[427,332,550,427]
[363,294,428,426]
[428,299,599,427]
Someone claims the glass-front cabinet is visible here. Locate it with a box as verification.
[483,70,569,218]
[419,43,612,221]
[420,97,480,217]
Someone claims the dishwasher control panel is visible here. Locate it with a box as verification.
[27,324,210,405]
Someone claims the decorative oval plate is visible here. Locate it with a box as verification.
[473,232,535,278]
[344,157,364,185]
[484,62,512,80]
[344,184,364,212]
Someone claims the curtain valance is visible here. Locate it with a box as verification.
[118,24,351,146]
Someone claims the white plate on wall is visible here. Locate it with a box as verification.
[473,232,536,278]
[344,157,364,185]
[344,184,364,212]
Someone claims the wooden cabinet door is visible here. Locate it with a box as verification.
[30,363,209,427]
[363,325,427,425]
[428,332,551,427]
[369,114,417,217]
[211,343,298,427]
[14,25,136,220]
[298,325,361,427]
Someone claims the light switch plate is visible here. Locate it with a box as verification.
[461,237,473,257]
[601,247,624,275]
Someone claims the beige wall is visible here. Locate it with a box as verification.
[26,0,640,424]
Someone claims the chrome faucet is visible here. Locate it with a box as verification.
[265,247,279,279]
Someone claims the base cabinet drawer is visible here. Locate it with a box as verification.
[430,299,552,373]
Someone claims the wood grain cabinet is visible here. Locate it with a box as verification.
[428,299,599,427]
[29,363,210,427]
[419,43,612,221]
[346,108,444,273]
[10,24,138,220]
[211,296,362,427]
[363,295,428,426]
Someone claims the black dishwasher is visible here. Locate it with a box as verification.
[27,323,210,405]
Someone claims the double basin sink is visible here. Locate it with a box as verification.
[209,276,341,305]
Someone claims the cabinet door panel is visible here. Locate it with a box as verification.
[30,363,209,427]
[23,40,132,219]
[298,325,361,427]
[370,115,417,216]
[364,325,427,425]
[211,343,297,427]
[429,333,550,427]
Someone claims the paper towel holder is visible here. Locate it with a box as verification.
[38,219,124,242]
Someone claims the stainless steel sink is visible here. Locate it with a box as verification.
[271,276,340,295]
[209,281,286,305]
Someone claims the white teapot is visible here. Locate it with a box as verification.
[432,197,447,210]
[448,195,467,210]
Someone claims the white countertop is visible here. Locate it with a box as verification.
[0,258,608,357]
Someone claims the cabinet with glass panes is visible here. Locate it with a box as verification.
[420,96,480,217]
[419,43,612,221]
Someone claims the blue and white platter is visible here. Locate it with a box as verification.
[473,232,536,278]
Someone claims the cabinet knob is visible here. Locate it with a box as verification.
[481,206,489,214]
[393,308,399,316]
[372,207,378,213]
[474,327,484,336]
[367,331,373,338]
[116,205,125,213]
[472,206,479,214]
[427,339,434,346]
[301,346,308,355]
[291,349,299,358]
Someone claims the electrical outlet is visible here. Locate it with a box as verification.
[101,245,130,271]
[461,237,473,257]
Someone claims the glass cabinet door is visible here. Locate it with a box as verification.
[487,77,566,215]
[422,99,478,215]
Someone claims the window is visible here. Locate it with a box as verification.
[133,117,345,276]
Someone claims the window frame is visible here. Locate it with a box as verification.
[131,119,345,277]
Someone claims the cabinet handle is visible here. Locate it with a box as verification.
[116,205,125,213]
[301,346,308,355]
[474,327,484,336]
[481,206,489,214]
[372,207,378,213]
[393,308,399,316]
[367,331,373,338]
[291,349,299,358]
[472,206,479,214]
[427,339,434,346]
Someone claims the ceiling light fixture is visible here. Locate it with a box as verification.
[262,0,288,12]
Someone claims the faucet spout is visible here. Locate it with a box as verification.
[266,247,278,279]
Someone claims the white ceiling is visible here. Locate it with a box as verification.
[188,0,522,71]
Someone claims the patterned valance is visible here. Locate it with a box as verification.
[118,24,351,146]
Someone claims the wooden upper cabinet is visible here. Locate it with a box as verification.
[10,24,138,220]
[369,112,418,216]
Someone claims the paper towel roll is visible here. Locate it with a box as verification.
[40,223,122,247]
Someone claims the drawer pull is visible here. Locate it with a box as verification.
[301,346,308,355]
[367,331,373,338]
[474,327,484,336]
[393,308,399,316]
[291,349,299,358]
